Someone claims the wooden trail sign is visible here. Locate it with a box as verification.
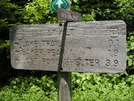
[58,8,81,22]
[10,20,126,73]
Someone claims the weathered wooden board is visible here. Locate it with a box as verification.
[58,8,81,22]
[10,20,126,73]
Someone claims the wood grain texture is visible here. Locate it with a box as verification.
[10,20,126,73]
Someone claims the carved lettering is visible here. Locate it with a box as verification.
[22,49,43,55]
[42,40,60,47]
[15,58,19,62]
[15,50,19,54]
[109,27,119,38]
[105,59,119,67]
[47,49,60,56]
[64,58,101,67]
[114,60,119,67]
[22,40,38,47]
[108,39,119,47]
[95,59,100,66]
[42,58,59,65]
[108,39,113,47]
[106,59,111,67]
[10,21,126,72]
[108,49,119,56]
[72,15,79,21]
[22,57,38,65]
[47,30,51,35]
[85,59,100,66]
[14,42,19,45]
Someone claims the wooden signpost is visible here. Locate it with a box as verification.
[10,21,126,73]
[58,8,81,22]
[10,20,126,101]
[10,0,126,101]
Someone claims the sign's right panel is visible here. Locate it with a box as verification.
[62,20,126,73]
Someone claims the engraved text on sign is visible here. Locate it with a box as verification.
[10,21,126,73]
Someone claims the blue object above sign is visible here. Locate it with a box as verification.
[51,0,70,13]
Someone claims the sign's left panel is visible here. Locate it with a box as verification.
[10,24,63,71]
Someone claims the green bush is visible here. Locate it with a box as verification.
[1,72,134,101]
[127,31,134,69]
[22,0,57,24]
[0,75,57,101]
[72,72,134,101]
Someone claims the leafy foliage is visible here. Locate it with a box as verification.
[1,73,134,100]
[22,0,57,24]
[0,75,57,101]
[0,0,22,39]
[72,72,134,101]
[127,31,134,70]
